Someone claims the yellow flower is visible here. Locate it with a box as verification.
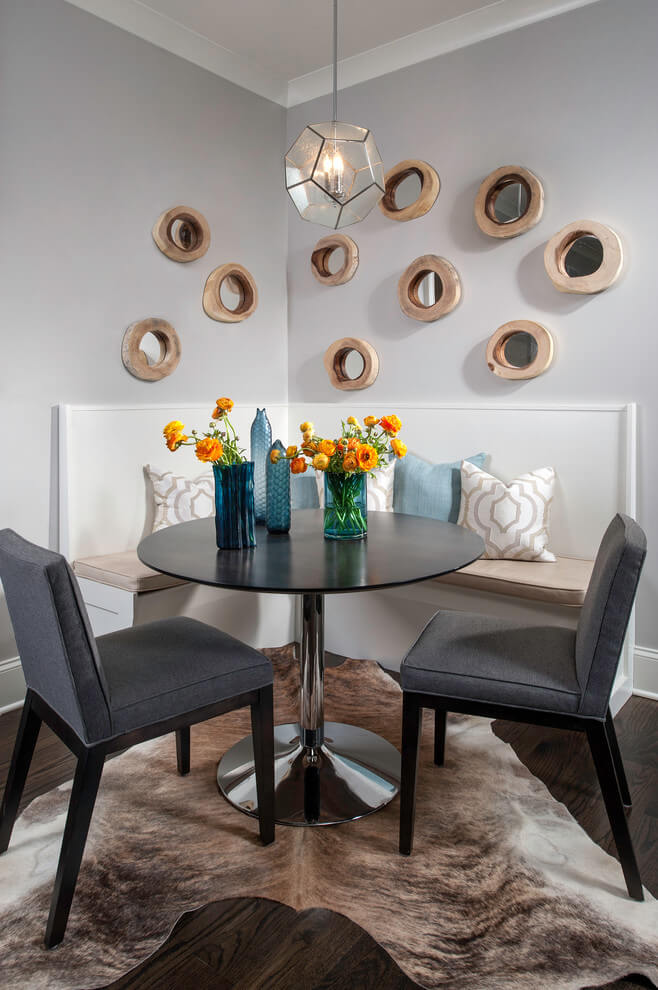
[342,452,358,472]
[347,416,361,430]
[195,437,223,463]
[391,438,407,459]
[319,439,336,457]
[356,443,378,472]
[286,445,298,458]
[299,421,314,434]
[379,414,402,436]
[163,420,184,438]
[364,416,378,428]
[313,453,330,471]
[290,456,308,474]
[302,430,314,443]
[270,448,281,464]
[166,431,187,451]
[216,397,234,412]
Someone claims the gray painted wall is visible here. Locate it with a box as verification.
[0,0,287,697]
[286,0,658,650]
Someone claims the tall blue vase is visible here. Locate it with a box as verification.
[266,440,291,534]
[250,408,272,525]
[213,462,256,549]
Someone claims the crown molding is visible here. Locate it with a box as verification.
[64,0,289,106]
[286,0,603,107]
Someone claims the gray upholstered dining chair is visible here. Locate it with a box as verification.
[0,529,275,948]
[399,513,646,900]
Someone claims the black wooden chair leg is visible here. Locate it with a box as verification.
[399,694,423,856]
[0,692,42,854]
[604,709,632,807]
[251,685,275,846]
[434,709,446,767]
[45,749,105,948]
[586,722,643,901]
[176,727,190,776]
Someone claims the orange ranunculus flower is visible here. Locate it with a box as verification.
[379,414,402,436]
[342,452,358,472]
[216,397,234,412]
[290,456,308,474]
[347,437,358,450]
[270,448,281,464]
[166,431,187,451]
[286,445,298,458]
[299,421,313,434]
[363,416,378,428]
[319,439,336,457]
[391,438,407,459]
[163,420,185,438]
[356,444,378,472]
[195,437,223,463]
[313,452,330,471]
[302,441,317,455]
[211,406,222,419]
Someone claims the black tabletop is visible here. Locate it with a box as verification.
[138,511,484,596]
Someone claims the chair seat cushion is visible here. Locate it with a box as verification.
[402,610,581,713]
[96,617,272,735]
[435,555,594,606]
[74,551,188,593]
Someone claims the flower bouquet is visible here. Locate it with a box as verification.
[272,414,407,540]
[162,398,256,548]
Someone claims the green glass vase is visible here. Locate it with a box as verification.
[323,471,367,540]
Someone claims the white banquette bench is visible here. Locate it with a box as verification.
[59,402,637,713]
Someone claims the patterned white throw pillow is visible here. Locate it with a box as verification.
[314,459,395,512]
[457,461,556,561]
[146,465,214,532]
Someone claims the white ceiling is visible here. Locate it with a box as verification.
[65,0,602,106]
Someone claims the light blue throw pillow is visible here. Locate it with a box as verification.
[393,452,487,523]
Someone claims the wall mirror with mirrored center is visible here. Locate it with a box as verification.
[203,264,258,322]
[475,166,543,238]
[324,337,379,391]
[398,255,461,322]
[544,220,623,294]
[122,318,181,381]
[152,206,210,263]
[379,159,440,222]
[486,320,553,381]
[311,234,359,286]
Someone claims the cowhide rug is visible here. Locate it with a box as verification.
[0,647,656,990]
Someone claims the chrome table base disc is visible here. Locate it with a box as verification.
[217,721,401,826]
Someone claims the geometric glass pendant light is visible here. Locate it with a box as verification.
[285,0,385,229]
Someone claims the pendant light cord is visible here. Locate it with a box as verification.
[332,0,338,123]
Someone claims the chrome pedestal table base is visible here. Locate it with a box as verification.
[217,592,401,825]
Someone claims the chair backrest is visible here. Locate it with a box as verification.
[0,530,112,743]
[576,514,646,717]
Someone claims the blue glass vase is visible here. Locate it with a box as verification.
[213,462,256,549]
[324,472,367,540]
[250,408,272,525]
[266,440,291,534]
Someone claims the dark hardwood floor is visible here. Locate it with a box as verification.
[1,687,656,988]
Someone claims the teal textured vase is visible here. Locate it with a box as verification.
[213,462,256,549]
[324,472,367,540]
[266,440,291,534]
[250,408,272,525]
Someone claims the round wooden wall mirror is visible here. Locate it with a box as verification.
[152,206,210,262]
[203,264,258,322]
[379,160,440,222]
[311,234,359,286]
[474,166,544,238]
[544,220,623,294]
[398,255,461,322]
[324,337,379,391]
[122,318,181,381]
[486,321,553,380]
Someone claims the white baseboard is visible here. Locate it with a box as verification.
[0,656,26,714]
[633,647,658,701]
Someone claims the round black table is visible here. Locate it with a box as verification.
[138,511,483,827]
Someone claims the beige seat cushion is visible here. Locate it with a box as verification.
[435,555,594,606]
[74,551,188,594]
